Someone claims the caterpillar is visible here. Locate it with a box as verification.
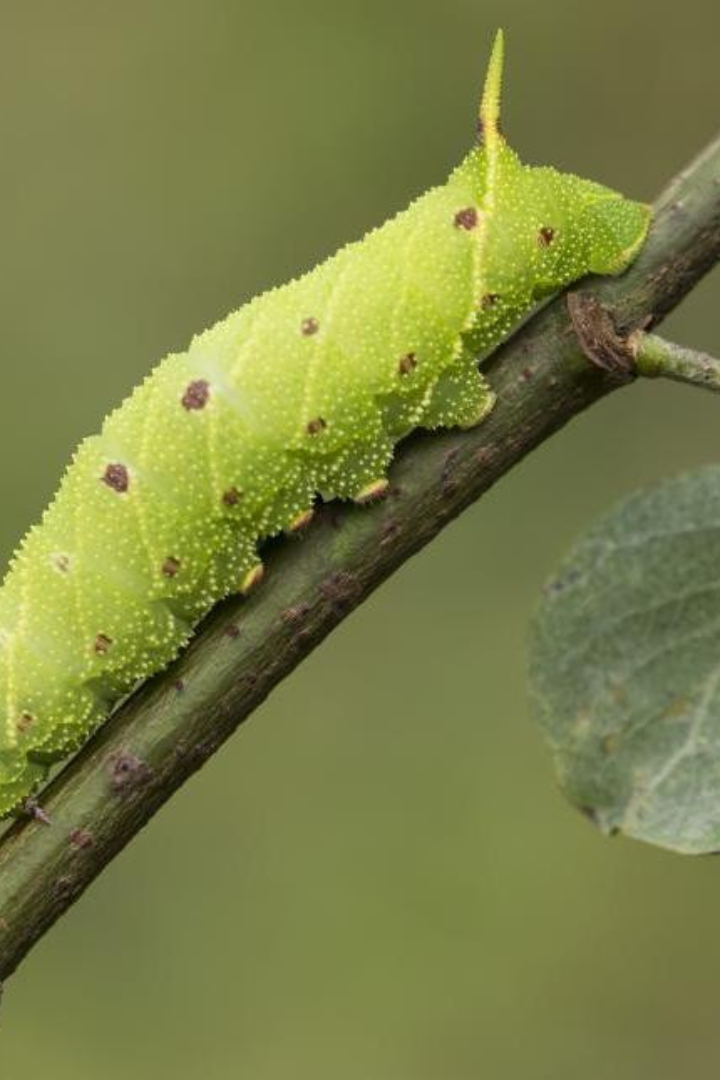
[0,32,650,818]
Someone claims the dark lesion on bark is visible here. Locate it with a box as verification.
[566,292,640,380]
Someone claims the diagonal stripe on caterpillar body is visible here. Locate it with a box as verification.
[0,32,650,817]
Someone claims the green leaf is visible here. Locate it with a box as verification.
[528,464,720,855]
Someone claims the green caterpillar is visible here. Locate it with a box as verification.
[0,32,650,818]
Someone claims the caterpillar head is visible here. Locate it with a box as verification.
[577,189,652,276]
[522,167,652,294]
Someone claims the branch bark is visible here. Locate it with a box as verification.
[1,132,720,987]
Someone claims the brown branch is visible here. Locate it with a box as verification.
[1,131,720,988]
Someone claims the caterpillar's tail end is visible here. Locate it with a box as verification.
[479,29,504,144]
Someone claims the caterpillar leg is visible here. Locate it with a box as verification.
[286,507,315,534]
[418,361,495,432]
[240,562,265,595]
[354,478,389,504]
[316,436,394,503]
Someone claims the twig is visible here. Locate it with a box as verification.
[1,131,720,987]
[631,331,720,393]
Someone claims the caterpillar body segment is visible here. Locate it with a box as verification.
[0,32,650,816]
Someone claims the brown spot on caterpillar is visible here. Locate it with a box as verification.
[481,293,500,309]
[538,226,555,247]
[16,712,34,734]
[181,378,210,410]
[454,207,479,231]
[222,486,242,507]
[94,633,113,655]
[398,352,417,376]
[102,463,129,493]
[68,828,94,850]
[301,316,319,336]
[161,556,181,578]
[306,416,327,436]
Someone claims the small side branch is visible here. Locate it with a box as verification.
[631,331,720,394]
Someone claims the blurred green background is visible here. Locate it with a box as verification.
[1,1,719,1076]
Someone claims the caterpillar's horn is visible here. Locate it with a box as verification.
[479,29,504,145]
